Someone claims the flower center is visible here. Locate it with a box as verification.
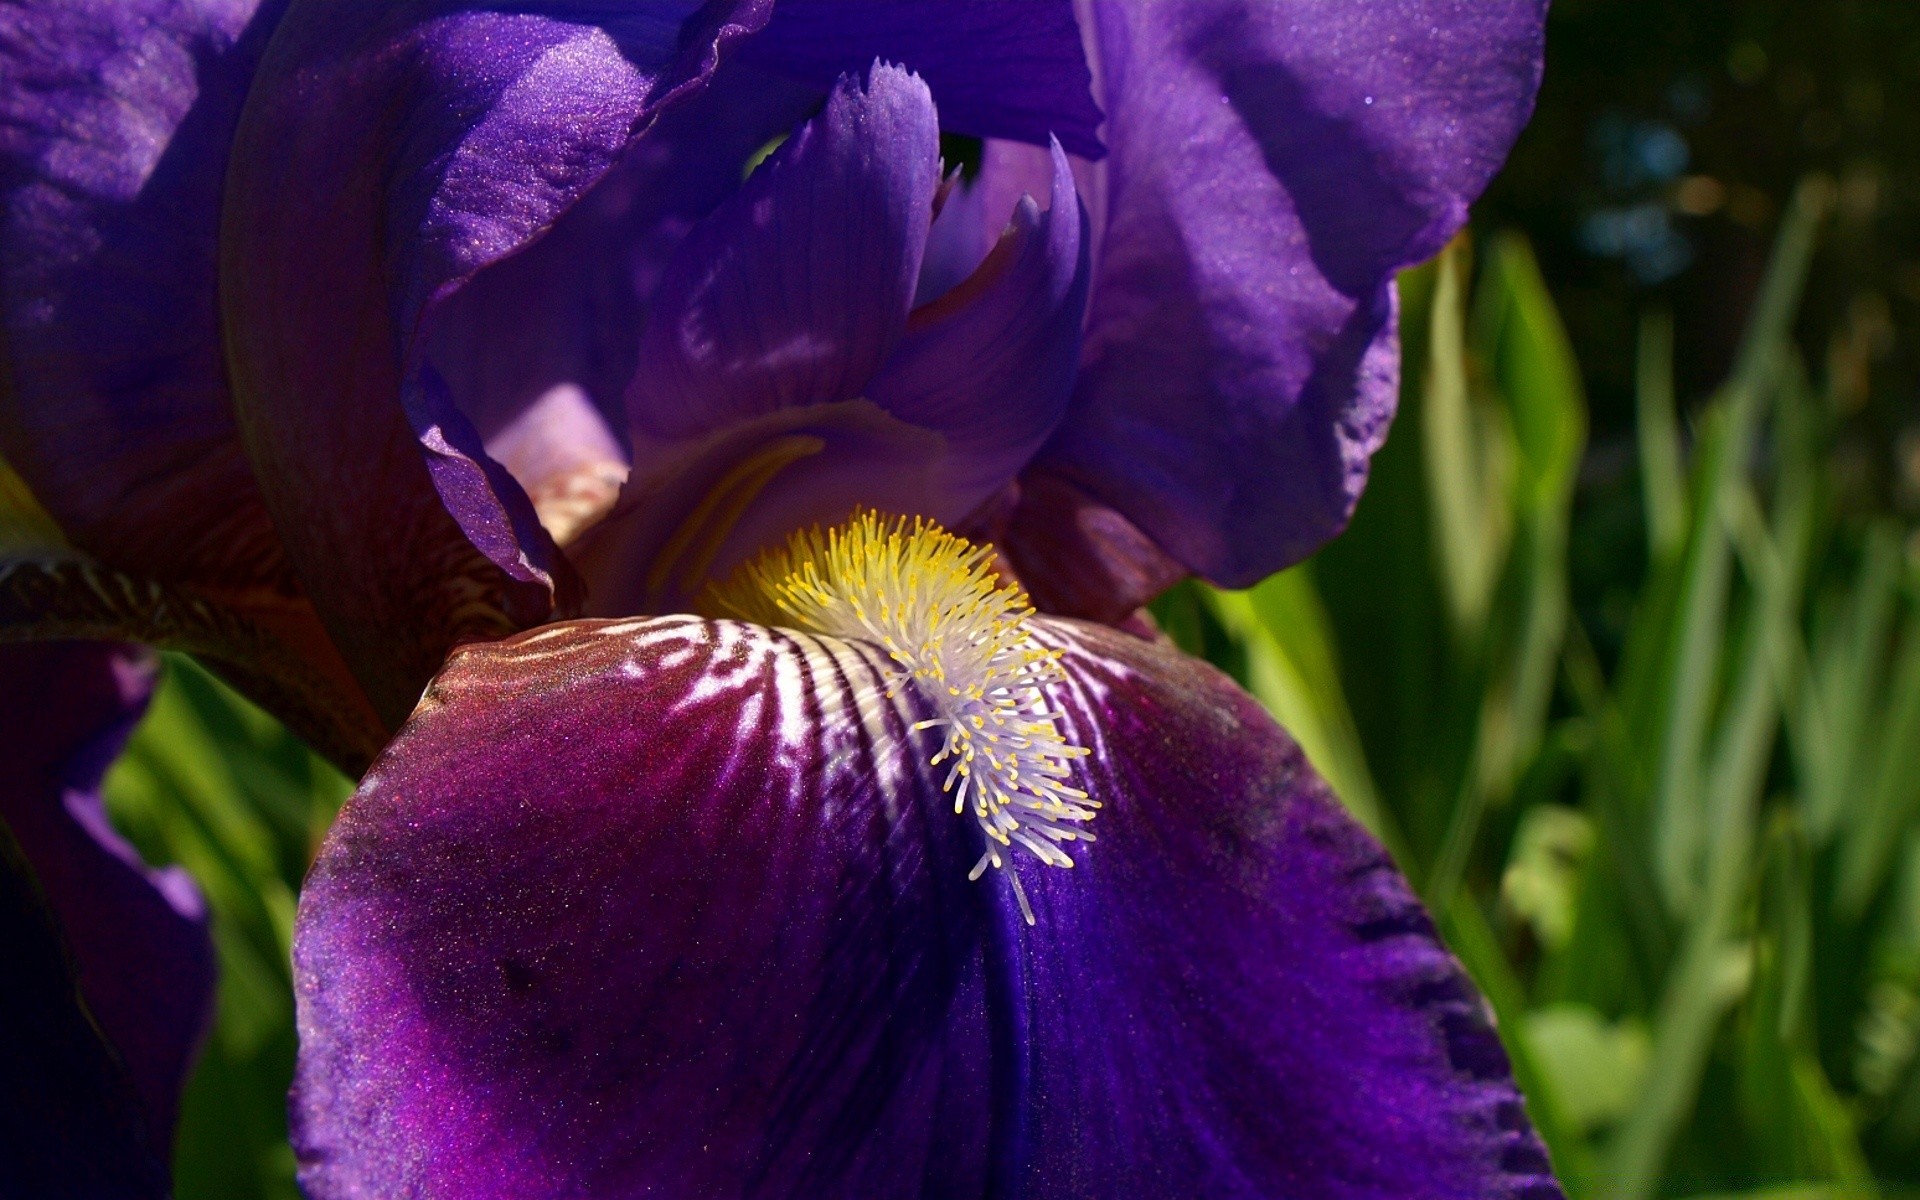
[708,510,1096,924]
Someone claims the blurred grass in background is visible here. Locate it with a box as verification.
[1159,179,1920,1199]
[104,660,348,1200]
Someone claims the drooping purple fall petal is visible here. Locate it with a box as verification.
[0,642,215,1165]
[293,616,1561,1199]
[994,0,1549,590]
[2,815,170,1199]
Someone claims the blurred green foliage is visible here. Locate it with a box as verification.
[1485,0,1920,478]
[1159,178,1920,1198]
[103,657,349,1200]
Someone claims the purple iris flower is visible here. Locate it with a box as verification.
[2,0,1554,1195]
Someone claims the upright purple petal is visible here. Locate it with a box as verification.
[623,66,940,441]
[419,61,823,547]
[575,66,949,613]
[1005,0,1547,586]
[418,0,1109,556]
[0,642,215,1162]
[740,0,1104,157]
[867,141,1090,509]
[223,0,773,722]
[0,0,290,594]
[293,616,1559,1198]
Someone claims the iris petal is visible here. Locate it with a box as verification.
[576,66,952,614]
[0,0,379,745]
[624,65,940,441]
[741,0,1104,158]
[294,617,990,1197]
[0,0,289,594]
[223,0,773,722]
[1021,626,1564,1198]
[995,0,1549,589]
[868,141,1090,511]
[420,62,823,547]
[293,616,1559,1198]
[0,642,215,1166]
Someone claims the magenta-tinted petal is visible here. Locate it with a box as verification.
[0,642,215,1162]
[0,0,293,592]
[1016,0,1547,585]
[740,0,1103,158]
[293,618,996,1198]
[224,0,770,720]
[866,141,1089,509]
[987,472,1186,623]
[293,616,1559,1198]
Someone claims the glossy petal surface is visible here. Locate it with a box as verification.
[0,0,290,590]
[0,642,215,1161]
[1009,0,1548,585]
[294,616,1560,1198]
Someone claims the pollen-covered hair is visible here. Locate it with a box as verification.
[708,510,1096,924]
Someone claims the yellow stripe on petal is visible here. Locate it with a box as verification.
[643,434,825,607]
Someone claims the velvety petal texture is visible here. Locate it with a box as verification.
[0,0,393,763]
[0,0,287,592]
[0,642,215,1166]
[1002,0,1549,587]
[293,616,1560,1198]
